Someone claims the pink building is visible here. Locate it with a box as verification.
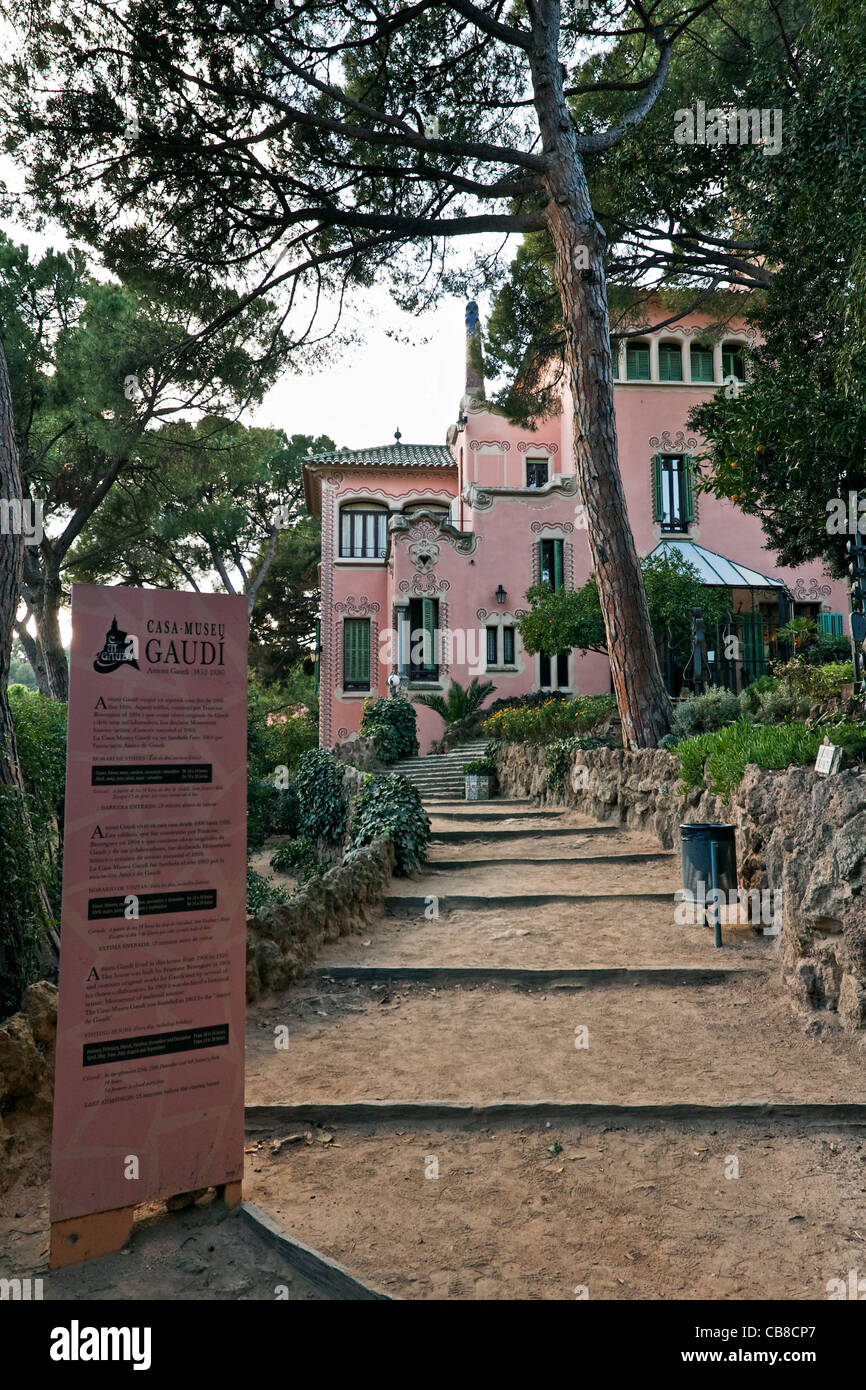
[303,302,848,753]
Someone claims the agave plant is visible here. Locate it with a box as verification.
[413,677,497,725]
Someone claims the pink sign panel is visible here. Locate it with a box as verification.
[51,585,248,1223]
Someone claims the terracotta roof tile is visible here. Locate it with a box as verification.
[306,443,454,468]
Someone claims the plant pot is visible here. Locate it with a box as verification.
[841,682,855,700]
[465,774,490,802]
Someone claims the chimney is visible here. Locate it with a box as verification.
[464,300,485,403]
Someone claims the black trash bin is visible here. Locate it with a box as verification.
[680,823,738,946]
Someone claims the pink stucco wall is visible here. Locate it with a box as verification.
[308,305,848,753]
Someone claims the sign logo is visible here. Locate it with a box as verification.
[93,617,140,673]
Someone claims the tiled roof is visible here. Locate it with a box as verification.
[306,443,454,468]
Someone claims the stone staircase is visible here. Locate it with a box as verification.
[391,738,490,802]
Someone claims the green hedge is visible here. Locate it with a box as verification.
[360,697,418,762]
[294,748,350,845]
[349,773,430,874]
[269,836,325,884]
[0,785,44,1019]
[484,694,615,743]
[675,719,866,800]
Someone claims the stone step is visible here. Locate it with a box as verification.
[245,977,865,1108]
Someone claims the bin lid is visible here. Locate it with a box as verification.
[680,822,735,841]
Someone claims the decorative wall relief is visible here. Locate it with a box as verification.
[793,577,833,601]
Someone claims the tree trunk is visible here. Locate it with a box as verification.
[14,616,52,696]
[39,563,70,700]
[0,341,54,1016]
[529,4,672,748]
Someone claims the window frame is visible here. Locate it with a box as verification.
[689,343,715,383]
[652,454,695,533]
[626,341,651,381]
[526,457,549,488]
[342,617,372,692]
[658,341,684,382]
[338,503,389,559]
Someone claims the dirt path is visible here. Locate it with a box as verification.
[245,795,866,1300]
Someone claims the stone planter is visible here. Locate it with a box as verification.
[465,774,490,801]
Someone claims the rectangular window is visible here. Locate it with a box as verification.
[626,344,651,380]
[408,598,438,681]
[818,612,844,636]
[690,345,715,383]
[502,626,515,665]
[343,618,371,691]
[658,343,683,381]
[652,454,695,532]
[339,509,388,558]
[486,626,498,665]
[539,538,565,591]
[526,458,549,488]
[722,345,746,381]
[539,650,569,690]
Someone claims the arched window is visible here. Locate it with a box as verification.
[722,342,746,382]
[626,340,651,381]
[339,502,389,559]
[690,342,715,383]
[658,341,683,381]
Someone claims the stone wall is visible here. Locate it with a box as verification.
[246,836,395,1001]
[494,742,866,1027]
[0,981,58,1194]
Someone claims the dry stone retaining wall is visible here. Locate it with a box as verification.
[494,743,866,1028]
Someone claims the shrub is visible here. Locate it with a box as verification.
[744,686,809,725]
[462,757,497,776]
[674,718,866,800]
[671,686,740,738]
[738,676,779,714]
[360,696,418,760]
[247,778,301,854]
[349,773,430,874]
[9,685,68,917]
[269,837,324,884]
[368,720,403,763]
[414,677,497,726]
[248,676,317,778]
[658,733,679,751]
[773,658,855,700]
[0,785,44,1019]
[246,866,291,915]
[483,694,615,743]
[294,748,350,845]
[544,735,606,791]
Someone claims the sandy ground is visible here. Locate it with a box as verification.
[0,1157,325,1300]
[244,1117,866,1300]
[245,975,866,1107]
[316,900,768,968]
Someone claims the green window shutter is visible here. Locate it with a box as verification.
[538,539,547,585]
[659,345,683,381]
[314,618,321,696]
[627,345,650,380]
[818,612,844,636]
[343,619,370,688]
[652,455,664,522]
[681,456,695,523]
[691,346,714,382]
[553,539,564,592]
